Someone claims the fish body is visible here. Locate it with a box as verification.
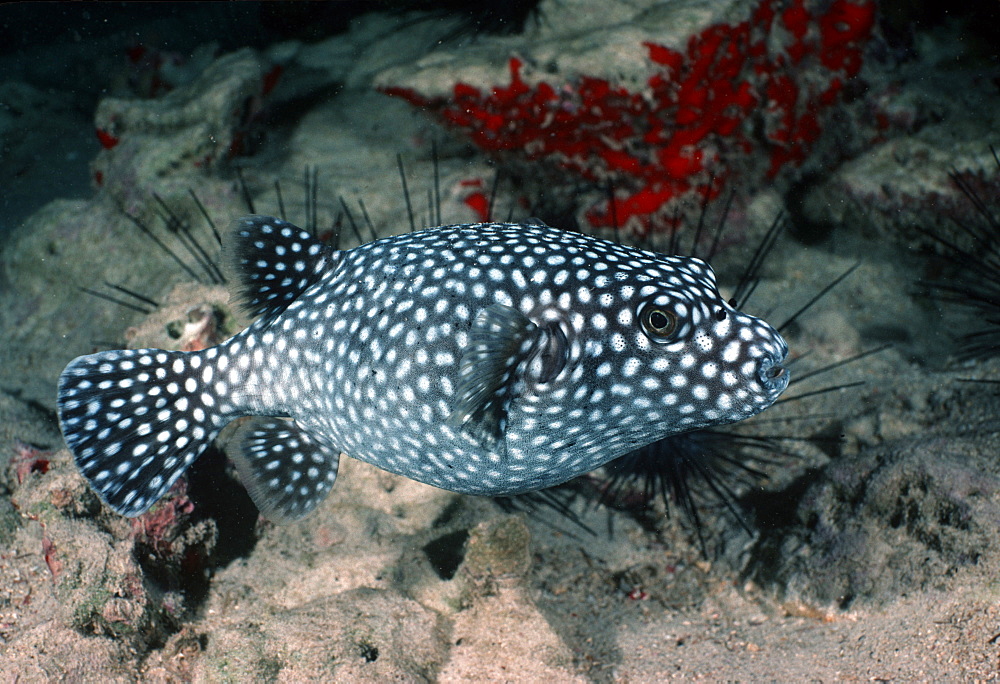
[58,217,789,521]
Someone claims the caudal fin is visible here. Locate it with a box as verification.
[57,348,224,516]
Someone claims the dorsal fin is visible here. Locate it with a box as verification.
[223,215,337,322]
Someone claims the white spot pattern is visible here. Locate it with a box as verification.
[56,218,788,520]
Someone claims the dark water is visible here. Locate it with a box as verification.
[0,2,385,238]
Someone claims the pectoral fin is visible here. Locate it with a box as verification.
[448,304,542,451]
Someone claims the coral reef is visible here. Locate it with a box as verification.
[382,0,876,236]
[2,0,1000,679]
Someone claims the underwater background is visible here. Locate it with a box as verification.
[1,0,999,679]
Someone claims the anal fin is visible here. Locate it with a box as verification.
[229,417,340,523]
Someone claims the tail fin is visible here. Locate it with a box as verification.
[57,348,224,516]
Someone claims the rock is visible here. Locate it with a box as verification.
[461,514,532,581]
[7,445,216,648]
[443,515,583,681]
[187,589,448,681]
[751,419,1000,608]
[93,48,268,206]
[0,621,138,681]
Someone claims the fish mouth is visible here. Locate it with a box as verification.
[757,354,790,395]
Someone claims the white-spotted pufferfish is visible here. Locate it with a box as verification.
[57,217,789,521]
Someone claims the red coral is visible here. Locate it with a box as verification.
[130,481,195,557]
[465,191,492,222]
[42,535,62,578]
[262,64,284,97]
[121,42,181,99]
[96,128,120,150]
[459,179,492,222]
[11,441,51,485]
[382,0,875,236]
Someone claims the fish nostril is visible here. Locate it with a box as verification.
[757,357,789,390]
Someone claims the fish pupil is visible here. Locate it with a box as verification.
[645,309,676,336]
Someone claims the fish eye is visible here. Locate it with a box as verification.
[642,308,677,338]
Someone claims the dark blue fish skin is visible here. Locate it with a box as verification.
[58,218,789,522]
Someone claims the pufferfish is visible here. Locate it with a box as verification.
[57,217,789,522]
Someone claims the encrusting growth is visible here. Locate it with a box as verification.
[382,0,875,235]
